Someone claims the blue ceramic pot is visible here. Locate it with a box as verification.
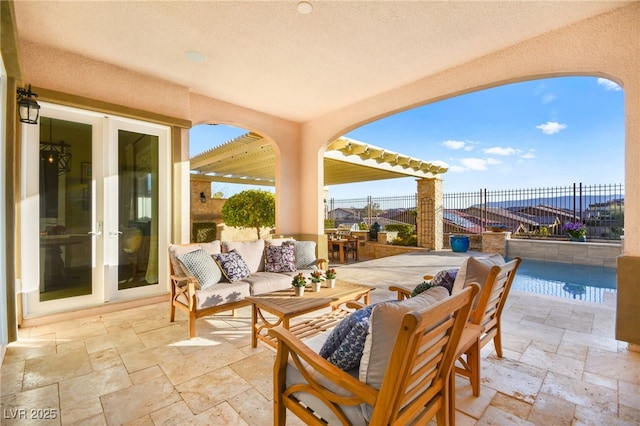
[450,235,470,252]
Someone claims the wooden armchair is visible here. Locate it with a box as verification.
[268,283,479,425]
[390,257,522,397]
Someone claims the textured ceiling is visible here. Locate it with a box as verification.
[13,1,630,122]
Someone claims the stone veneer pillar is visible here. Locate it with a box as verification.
[482,232,510,256]
[416,178,443,250]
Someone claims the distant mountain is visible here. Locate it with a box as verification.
[475,195,624,210]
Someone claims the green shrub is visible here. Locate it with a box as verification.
[358,222,368,230]
[324,219,335,228]
[385,224,414,239]
[221,190,275,239]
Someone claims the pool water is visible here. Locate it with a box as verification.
[509,258,616,303]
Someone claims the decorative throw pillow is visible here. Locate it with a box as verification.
[319,304,375,371]
[176,248,222,289]
[213,249,252,282]
[264,244,296,273]
[288,240,317,270]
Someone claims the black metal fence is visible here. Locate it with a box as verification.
[327,183,624,241]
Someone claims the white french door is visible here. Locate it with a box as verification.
[20,103,170,316]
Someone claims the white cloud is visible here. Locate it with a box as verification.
[460,158,488,171]
[448,165,466,173]
[442,140,466,150]
[536,121,567,135]
[432,160,449,168]
[486,158,501,165]
[483,146,516,156]
[597,78,621,91]
[520,150,536,159]
[542,93,556,103]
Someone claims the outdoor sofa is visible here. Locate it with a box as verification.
[168,238,327,338]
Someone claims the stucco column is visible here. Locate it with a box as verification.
[274,133,328,260]
[416,178,443,250]
[616,79,640,347]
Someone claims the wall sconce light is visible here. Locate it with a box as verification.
[17,84,40,125]
[200,192,207,203]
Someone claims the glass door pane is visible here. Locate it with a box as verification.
[39,117,93,301]
[117,130,159,289]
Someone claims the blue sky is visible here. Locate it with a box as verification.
[190,76,624,199]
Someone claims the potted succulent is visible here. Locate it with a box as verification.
[291,273,307,296]
[563,221,587,242]
[325,268,337,288]
[310,270,324,292]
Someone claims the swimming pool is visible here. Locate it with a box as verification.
[509,258,616,303]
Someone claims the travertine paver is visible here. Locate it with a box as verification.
[1,251,638,425]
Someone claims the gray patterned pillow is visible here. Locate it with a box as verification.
[213,249,252,282]
[176,249,222,289]
[265,244,296,273]
[319,304,375,370]
[287,240,317,270]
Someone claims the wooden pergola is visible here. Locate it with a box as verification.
[189,133,449,186]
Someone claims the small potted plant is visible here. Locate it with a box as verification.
[291,273,307,296]
[563,221,587,242]
[325,268,337,288]
[310,270,324,292]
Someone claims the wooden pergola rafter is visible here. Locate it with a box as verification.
[190,133,448,186]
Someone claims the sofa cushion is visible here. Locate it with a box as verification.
[168,244,201,277]
[289,240,317,270]
[265,244,296,273]
[240,272,295,295]
[358,286,449,420]
[214,250,252,282]
[199,240,222,256]
[319,304,375,370]
[223,240,266,273]
[451,254,505,299]
[176,248,222,289]
[195,282,251,310]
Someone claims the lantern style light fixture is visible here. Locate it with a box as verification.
[200,192,207,203]
[17,84,40,124]
[40,117,72,175]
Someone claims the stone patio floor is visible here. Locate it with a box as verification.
[1,251,639,425]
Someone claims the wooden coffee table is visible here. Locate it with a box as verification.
[247,280,374,348]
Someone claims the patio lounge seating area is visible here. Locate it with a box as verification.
[2,251,638,425]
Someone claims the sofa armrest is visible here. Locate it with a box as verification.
[269,326,378,410]
[316,258,328,271]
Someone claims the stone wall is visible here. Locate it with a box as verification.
[506,239,621,268]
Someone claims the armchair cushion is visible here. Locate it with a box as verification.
[451,254,505,296]
[359,286,449,390]
[264,244,296,273]
[214,249,252,282]
[319,304,376,370]
[176,248,222,289]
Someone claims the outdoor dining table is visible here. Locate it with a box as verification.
[330,238,358,264]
